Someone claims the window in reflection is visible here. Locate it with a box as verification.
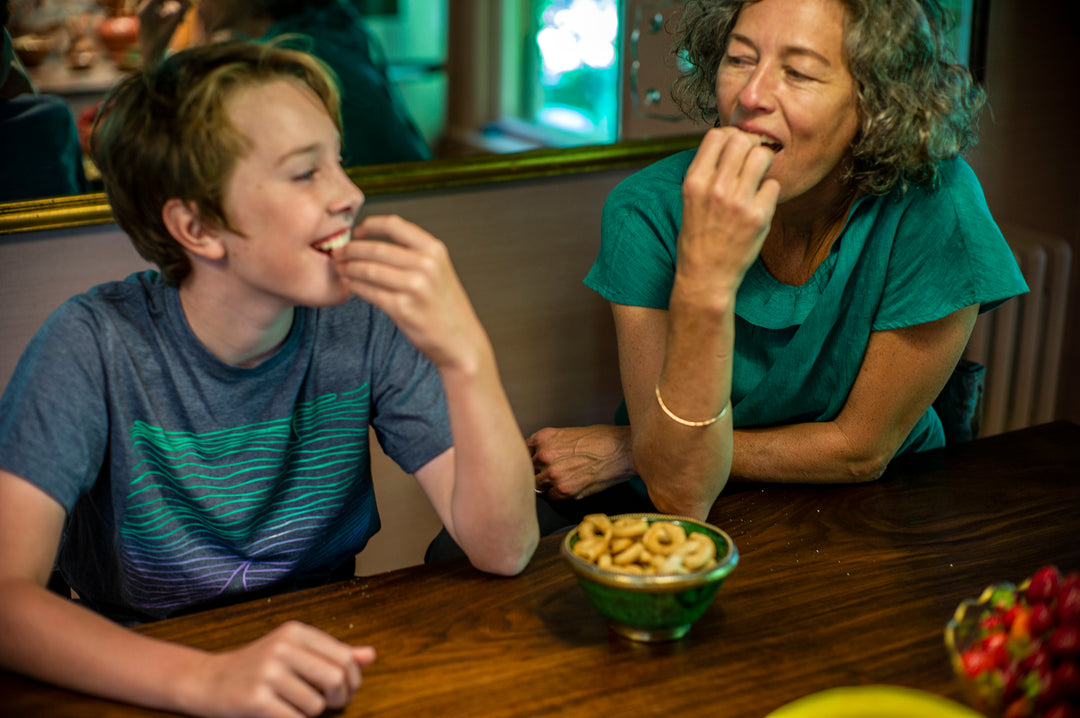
[530,0,619,146]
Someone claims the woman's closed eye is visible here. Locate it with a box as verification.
[722,53,754,68]
[785,66,818,82]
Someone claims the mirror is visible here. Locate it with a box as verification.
[2,0,707,234]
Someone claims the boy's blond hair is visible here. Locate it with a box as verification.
[92,41,343,285]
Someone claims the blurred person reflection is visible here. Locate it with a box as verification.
[138,0,432,167]
[1,2,88,202]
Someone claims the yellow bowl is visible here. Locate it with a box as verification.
[766,685,984,718]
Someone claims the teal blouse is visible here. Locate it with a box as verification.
[586,150,1028,453]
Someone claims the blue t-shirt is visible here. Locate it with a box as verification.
[0,271,451,621]
[586,151,1028,453]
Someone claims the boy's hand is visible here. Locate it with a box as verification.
[192,621,375,718]
[333,215,485,372]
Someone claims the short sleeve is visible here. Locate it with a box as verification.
[0,298,109,511]
[872,160,1028,331]
[584,151,693,308]
[364,311,452,474]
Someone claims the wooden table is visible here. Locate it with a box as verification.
[4,421,1079,716]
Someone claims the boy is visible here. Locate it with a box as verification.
[0,41,538,717]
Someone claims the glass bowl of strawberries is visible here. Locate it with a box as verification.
[945,565,1080,718]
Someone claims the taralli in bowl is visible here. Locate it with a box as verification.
[562,513,738,642]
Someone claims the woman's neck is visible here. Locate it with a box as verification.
[760,179,859,286]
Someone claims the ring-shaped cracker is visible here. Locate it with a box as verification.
[572,537,608,562]
[642,521,687,556]
[679,532,717,571]
[613,542,646,565]
[611,516,649,538]
[577,516,613,543]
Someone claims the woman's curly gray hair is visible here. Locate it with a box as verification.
[672,0,986,195]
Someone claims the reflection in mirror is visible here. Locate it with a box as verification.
[2,0,702,220]
[2,0,988,213]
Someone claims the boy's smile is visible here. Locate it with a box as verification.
[312,228,353,254]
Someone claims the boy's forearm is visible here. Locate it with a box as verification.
[0,580,208,715]
[438,343,538,576]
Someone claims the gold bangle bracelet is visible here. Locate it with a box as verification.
[654,384,730,428]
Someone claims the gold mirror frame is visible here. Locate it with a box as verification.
[0,135,700,236]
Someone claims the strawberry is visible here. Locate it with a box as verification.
[1059,574,1080,626]
[1048,625,1080,658]
[982,612,1008,634]
[1021,644,1051,673]
[1000,659,1024,703]
[1031,603,1058,638]
[982,631,1011,667]
[1044,704,1080,718]
[962,648,998,678]
[1051,661,1080,700]
[1028,566,1063,604]
[1004,696,1034,718]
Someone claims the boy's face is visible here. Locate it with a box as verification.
[209,78,362,310]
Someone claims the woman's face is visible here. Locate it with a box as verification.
[715,0,860,205]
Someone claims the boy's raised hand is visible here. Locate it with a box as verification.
[333,215,487,371]
[190,621,375,718]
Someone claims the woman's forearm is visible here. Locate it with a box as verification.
[731,421,891,483]
[627,289,736,518]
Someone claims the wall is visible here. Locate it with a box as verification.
[0,168,634,575]
[965,0,1080,423]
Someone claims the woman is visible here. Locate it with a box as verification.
[527,0,1027,521]
[137,0,431,167]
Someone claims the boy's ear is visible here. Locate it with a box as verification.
[162,198,226,260]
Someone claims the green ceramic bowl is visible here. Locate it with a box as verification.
[561,513,738,642]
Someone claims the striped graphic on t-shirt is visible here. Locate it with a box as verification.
[119,385,372,611]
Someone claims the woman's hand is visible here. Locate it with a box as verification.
[333,215,485,373]
[676,127,780,300]
[528,425,635,500]
[189,621,376,718]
